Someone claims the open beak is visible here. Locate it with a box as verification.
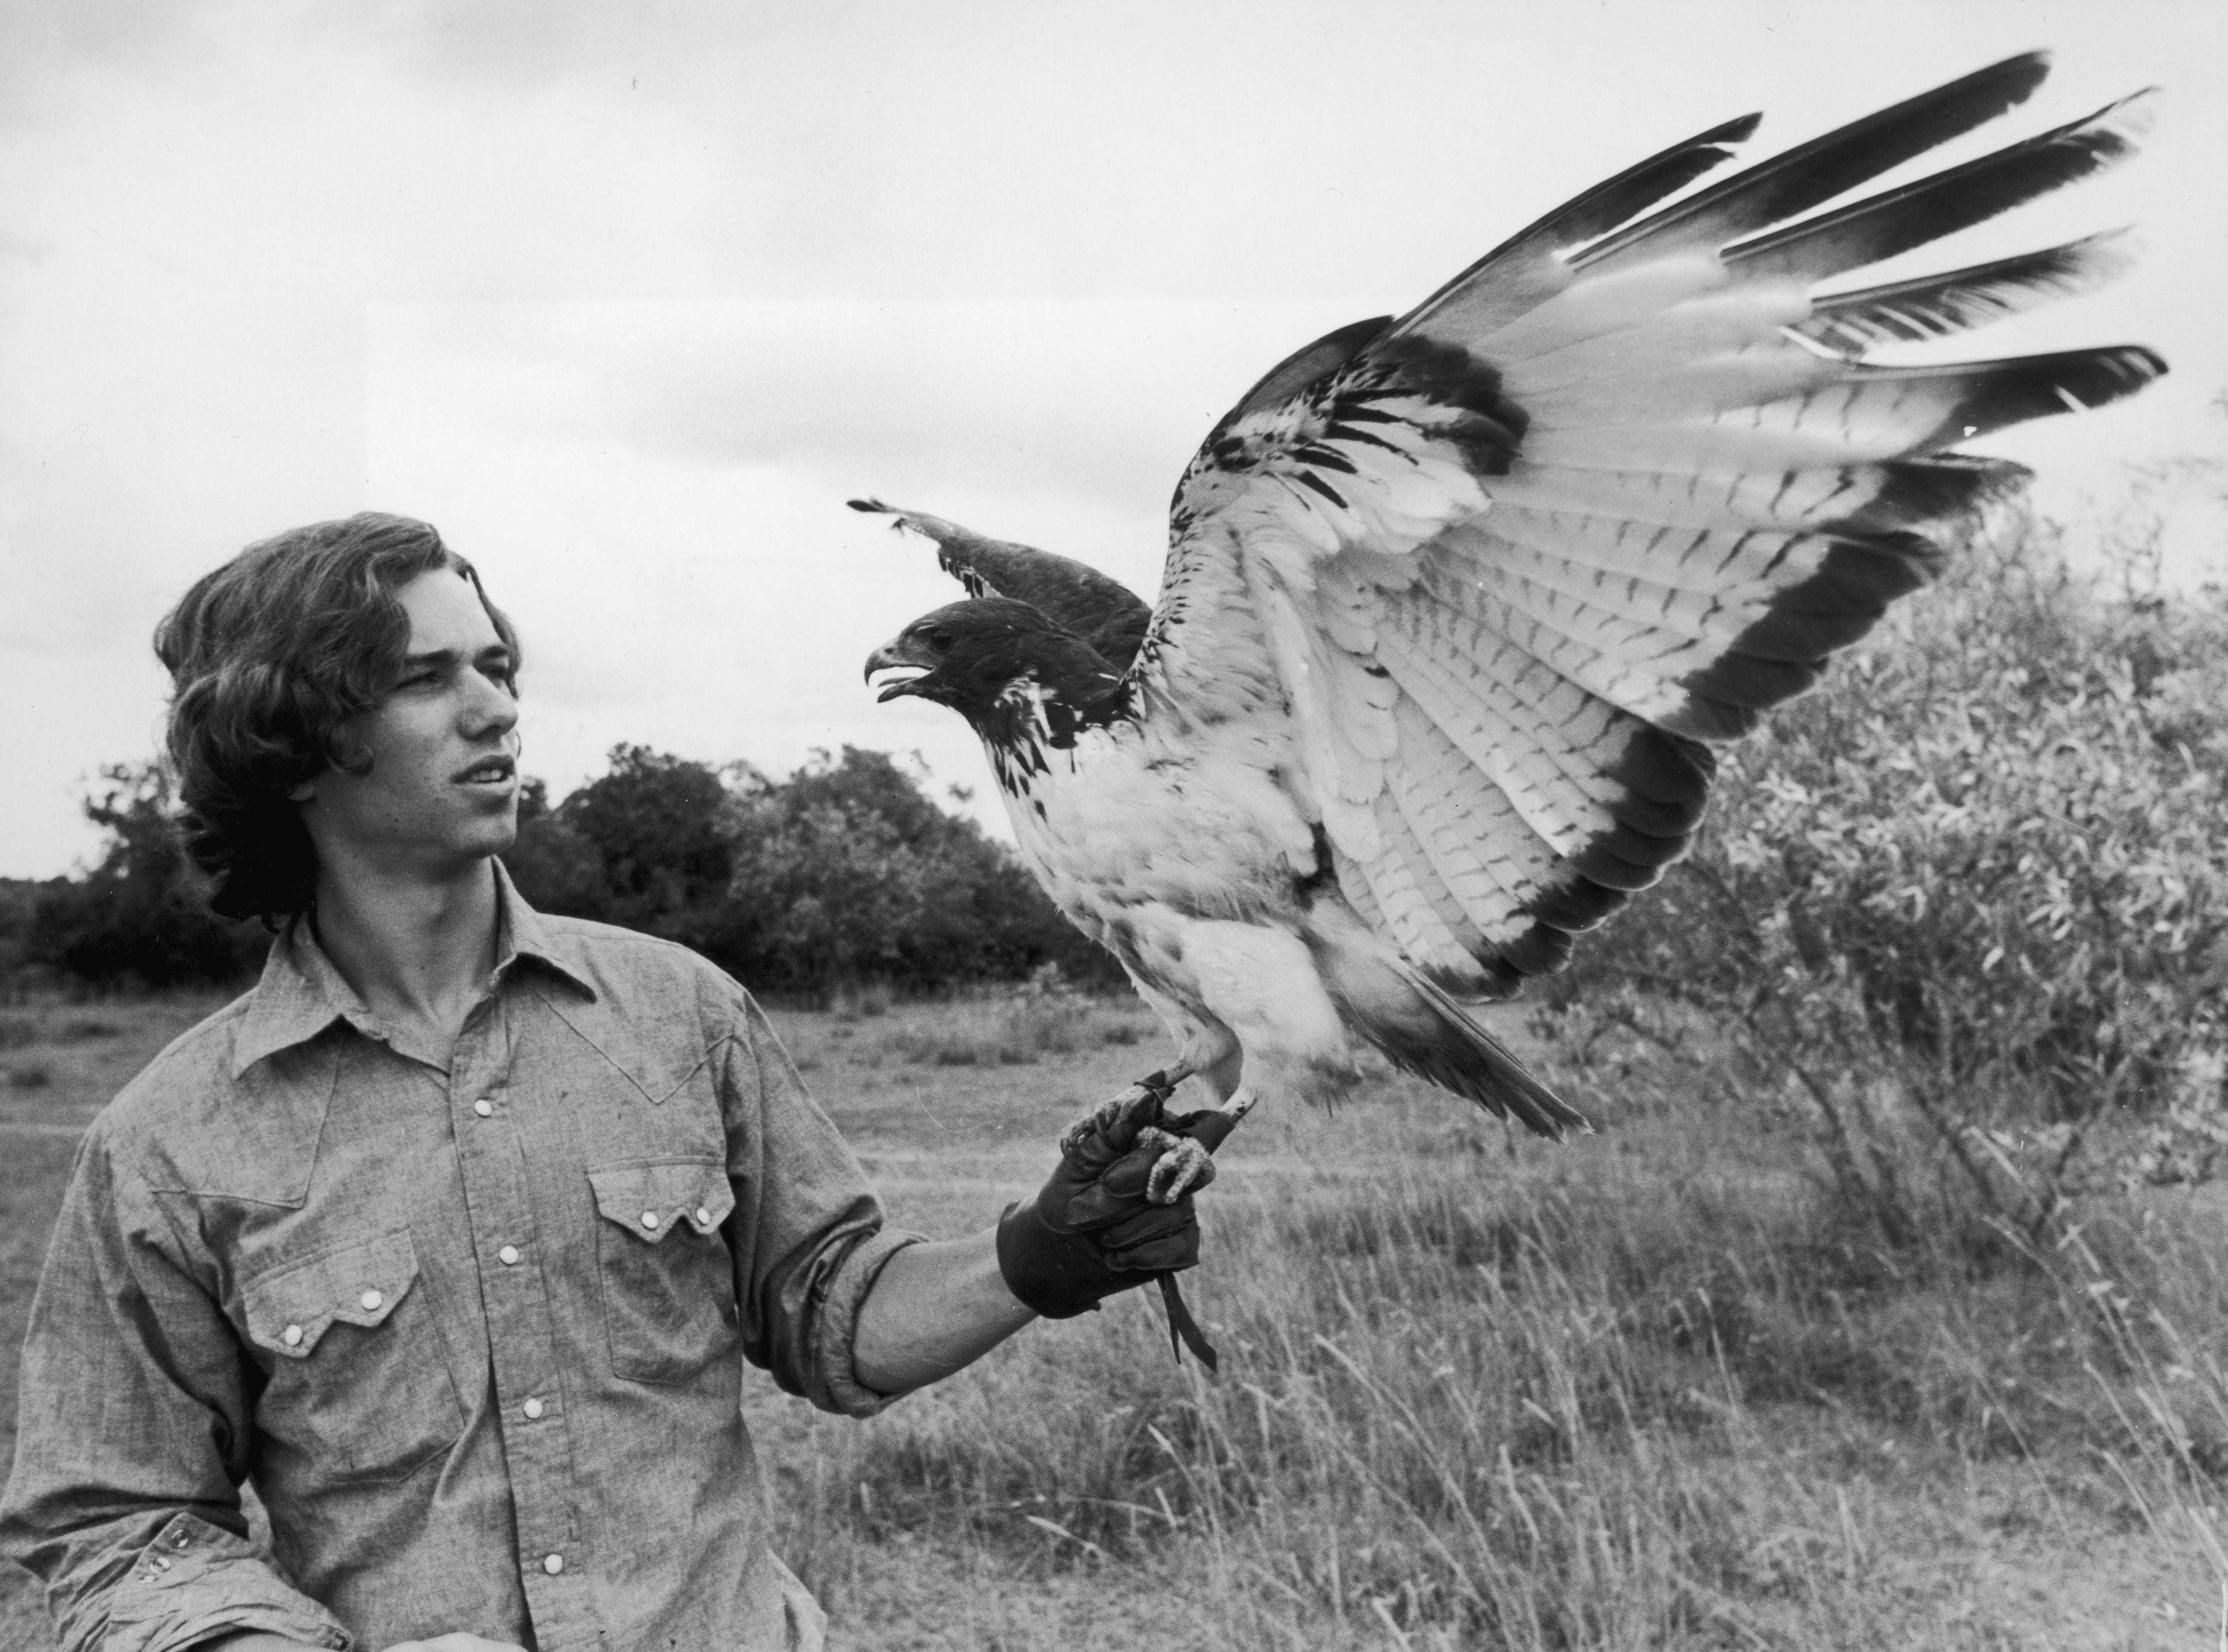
[864,636,934,703]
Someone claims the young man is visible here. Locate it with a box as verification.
[1,514,1209,1652]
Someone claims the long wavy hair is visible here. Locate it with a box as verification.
[155,513,521,923]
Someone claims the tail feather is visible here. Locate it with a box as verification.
[1376,967,1592,1141]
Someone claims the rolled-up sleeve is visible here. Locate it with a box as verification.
[0,1130,352,1652]
[720,994,925,1417]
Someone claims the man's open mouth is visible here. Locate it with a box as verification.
[455,756,517,785]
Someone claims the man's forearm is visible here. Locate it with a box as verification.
[850,1226,1035,1395]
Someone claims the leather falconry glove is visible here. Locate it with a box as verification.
[996,1075,1231,1367]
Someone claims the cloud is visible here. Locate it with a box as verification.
[2,0,2223,873]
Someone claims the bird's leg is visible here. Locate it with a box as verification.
[1057,1057,1199,1157]
[1143,1085,1256,1205]
[1215,1087,1261,1127]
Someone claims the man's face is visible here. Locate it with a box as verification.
[296,567,522,886]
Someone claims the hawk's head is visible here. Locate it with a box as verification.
[865,598,1129,749]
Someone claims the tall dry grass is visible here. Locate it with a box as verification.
[843,982,1155,1069]
[777,1065,2227,1645]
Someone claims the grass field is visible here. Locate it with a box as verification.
[2,990,2224,1650]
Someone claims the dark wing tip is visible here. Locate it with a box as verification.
[1575,50,2060,274]
[1967,49,2054,103]
[2122,344,2171,383]
[847,497,891,513]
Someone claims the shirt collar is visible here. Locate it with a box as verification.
[229,915,377,1078]
[230,861,598,1077]
[491,860,598,1001]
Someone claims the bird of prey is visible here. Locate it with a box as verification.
[860,53,2163,1201]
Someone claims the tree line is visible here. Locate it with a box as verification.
[3,745,1118,997]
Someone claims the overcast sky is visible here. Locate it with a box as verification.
[4,0,2223,877]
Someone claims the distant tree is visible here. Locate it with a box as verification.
[778,746,952,848]
[717,796,933,990]
[28,764,268,990]
[19,741,1121,998]
[0,876,63,993]
[707,747,1121,992]
[557,745,743,936]
[501,777,609,920]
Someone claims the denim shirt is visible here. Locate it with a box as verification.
[0,870,922,1651]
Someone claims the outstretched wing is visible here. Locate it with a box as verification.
[848,497,1153,671]
[1132,53,2164,998]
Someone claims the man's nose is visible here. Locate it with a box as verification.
[464,671,521,737]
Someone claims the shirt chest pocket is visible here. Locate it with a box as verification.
[241,1230,466,1485]
[587,1158,740,1385]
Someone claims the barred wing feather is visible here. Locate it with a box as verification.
[1131,51,2165,999]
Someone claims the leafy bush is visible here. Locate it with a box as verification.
[21,764,269,992]
[550,745,740,929]
[1544,510,2228,1235]
[722,749,1121,993]
[510,745,1121,996]
[0,879,54,996]
[501,777,615,921]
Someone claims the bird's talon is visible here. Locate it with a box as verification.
[1146,1136,1215,1204]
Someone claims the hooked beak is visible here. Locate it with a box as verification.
[864,635,935,703]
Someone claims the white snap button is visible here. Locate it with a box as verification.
[498,1245,521,1266]
[524,1396,545,1419]
[694,1206,712,1226]
[473,1099,494,1118]
[358,1289,383,1312]
[543,1552,564,1576]
[282,1324,303,1347]
[640,1210,660,1230]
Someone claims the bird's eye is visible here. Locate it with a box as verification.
[928,629,954,651]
